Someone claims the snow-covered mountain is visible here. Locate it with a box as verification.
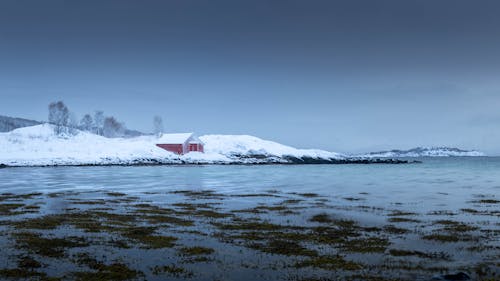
[0,124,349,166]
[358,147,485,158]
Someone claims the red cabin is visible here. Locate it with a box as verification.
[156,133,204,155]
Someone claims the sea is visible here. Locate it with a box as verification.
[0,157,498,280]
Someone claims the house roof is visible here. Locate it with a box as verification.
[156,133,204,144]
[157,133,193,144]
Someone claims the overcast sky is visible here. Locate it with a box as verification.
[1,0,499,154]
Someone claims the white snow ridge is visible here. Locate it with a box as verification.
[0,124,344,166]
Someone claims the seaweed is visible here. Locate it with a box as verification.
[178,246,215,256]
[295,255,361,271]
[14,232,88,258]
[152,265,193,278]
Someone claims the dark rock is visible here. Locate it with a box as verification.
[0,164,7,169]
[283,156,410,165]
[431,272,471,281]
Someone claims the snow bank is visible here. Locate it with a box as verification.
[200,135,343,159]
[0,124,343,166]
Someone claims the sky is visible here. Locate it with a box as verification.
[1,0,499,154]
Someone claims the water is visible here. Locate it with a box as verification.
[2,157,499,212]
[0,158,499,280]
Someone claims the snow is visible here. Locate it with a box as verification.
[0,124,344,166]
[1,124,483,167]
[157,133,195,144]
[200,135,343,159]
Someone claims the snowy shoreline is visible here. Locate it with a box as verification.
[1,124,485,167]
[0,158,413,168]
[0,124,415,167]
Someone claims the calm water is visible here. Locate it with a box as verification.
[0,158,499,280]
[1,157,499,212]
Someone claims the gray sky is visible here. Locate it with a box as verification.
[1,0,499,154]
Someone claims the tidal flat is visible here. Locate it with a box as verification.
[0,189,498,281]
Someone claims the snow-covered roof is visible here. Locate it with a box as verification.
[157,133,193,144]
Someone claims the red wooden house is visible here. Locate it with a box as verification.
[156,133,204,155]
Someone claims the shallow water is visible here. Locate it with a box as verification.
[2,157,499,193]
[0,158,499,280]
[2,158,499,218]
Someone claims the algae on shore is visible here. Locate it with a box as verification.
[0,190,498,281]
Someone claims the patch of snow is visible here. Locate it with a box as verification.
[157,133,194,144]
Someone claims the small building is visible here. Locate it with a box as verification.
[156,133,204,155]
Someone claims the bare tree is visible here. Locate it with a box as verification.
[68,112,79,135]
[103,116,125,138]
[80,114,93,132]
[93,111,104,135]
[48,101,69,135]
[153,115,163,137]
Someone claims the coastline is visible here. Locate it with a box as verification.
[0,157,417,168]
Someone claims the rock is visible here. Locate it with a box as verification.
[0,164,7,169]
[282,156,411,164]
[431,272,471,281]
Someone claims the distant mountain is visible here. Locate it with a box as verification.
[359,147,485,158]
[0,115,42,132]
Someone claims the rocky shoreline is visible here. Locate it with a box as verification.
[283,156,417,164]
[0,156,418,168]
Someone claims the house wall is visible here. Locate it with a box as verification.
[188,143,204,153]
[156,144,184,155]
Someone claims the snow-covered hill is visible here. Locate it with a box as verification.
[358,147,485,158]
[0,124,346,166]
[200,135,342,160]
